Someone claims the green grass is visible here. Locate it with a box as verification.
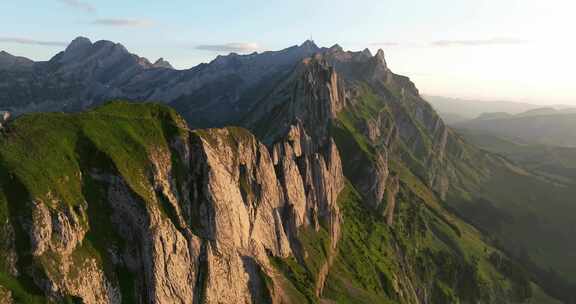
[323,180,534,303]
[269,225,333,304]
[0,101,187,208]
[322,183,397,304]
[270,255,317,303]
[0,272,46,304]
[328,108,540,303]
[298,226,332,281]
[331,78,571,301]
[0,101,190,302]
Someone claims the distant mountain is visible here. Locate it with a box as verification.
[476,112,514,120]
[0,37,324,127]
[455,109,576,147]
[516,107,576,117]
[436,111,470,124]
[424,95,547,122]
[152,57,174,69]
[0,51,34,71]
[457,128,576,182]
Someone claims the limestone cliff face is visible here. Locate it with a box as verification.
[242,58,346,298]
[193,125,343,303]
[383,175,400,226]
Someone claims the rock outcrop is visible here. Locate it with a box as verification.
[383,175,400,225]
[153,58,174,69]
[0,111,9,129]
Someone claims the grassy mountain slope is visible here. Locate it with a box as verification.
[367,94,576,301]
[0,102,189,303]
[322,97,555,303]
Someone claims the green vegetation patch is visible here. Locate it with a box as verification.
[0,101,190,303]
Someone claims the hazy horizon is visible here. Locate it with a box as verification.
[1,0,574,105]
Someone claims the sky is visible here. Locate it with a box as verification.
[1,0,575,105]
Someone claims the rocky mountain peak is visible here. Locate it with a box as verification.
[0,50,34,70]
[62,37,129,60]
[92,40,128,53]
[362,48,372,57]
[0,51,14,62]
[300,39,319,52]
[65,36,92,52]
[375,49,387,66]
[153,57,174,69]
[329,44,344,52]
[55,37,140,71]
[59,36,93,63]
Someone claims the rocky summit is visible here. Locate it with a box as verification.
[0,38,571,303]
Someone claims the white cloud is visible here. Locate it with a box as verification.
[369,42,399,47]
[430,38,527,47]
[92,18,153,27]
[57,0,96,13]
[195,43,260,53]
[0,37,67,47]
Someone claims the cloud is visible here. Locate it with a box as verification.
[430,38,527,47]
[57,0,96,13]
[92,18,153,27]
[195,43,260,53]
[369,42,399,47]
[0,37,67,47]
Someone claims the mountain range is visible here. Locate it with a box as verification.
[454,109,576,147]
[424,95,575,124]
[0,37,573,303]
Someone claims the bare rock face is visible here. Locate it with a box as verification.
[0,285,13,304]
[186,128,291,303]
[383,175,400,225]
[153,58,174,69]
[23,196,120,303]
[0,111,10,129]
[28,198,87,257]
[163,61,346,301]
[189,124,344,303]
